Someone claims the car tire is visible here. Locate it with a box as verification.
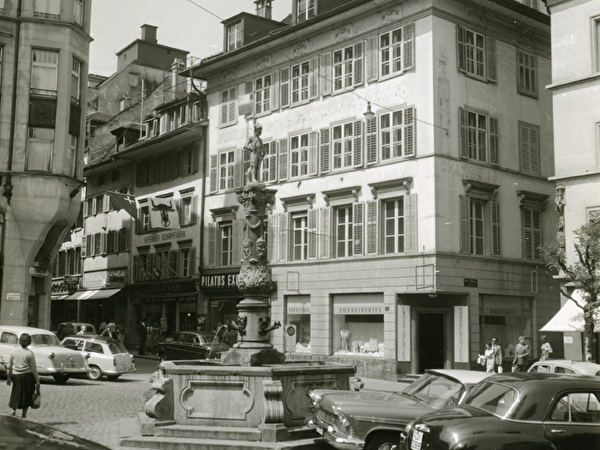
[86,365,103,381]
[365,432,399,450]
[106,375,120,381]
[53,374,70,384]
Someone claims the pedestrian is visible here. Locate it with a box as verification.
[77,325,87,335]
[101,319,117,338]
[137,318,147,356]
[7,333,40,418]
[117,320,127,345]
[540,335,553,361]
[491,337,503,373]
[481,342,495,373]
[99,319,108,336]
[223,321,238,346]
[151,322,161,355]
[512,336,530,372]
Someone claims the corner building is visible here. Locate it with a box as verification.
[187,0,559,378]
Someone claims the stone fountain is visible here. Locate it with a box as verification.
[120,134,356,450]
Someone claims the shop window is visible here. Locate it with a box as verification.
[286,296,311,353]
[333,294,384,356]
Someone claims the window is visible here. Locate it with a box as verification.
[93,232,103,256]
[460,193,501,256]
[227,21,242,52]
[31,49,59,97]
[383,198,405,254]
[26,127,54,171]
[457,26,496,82]
[380,24,414,77]
[141,206,150,232]
[517,50,537,97]
[220,87,237,126]
[519,122,540,175]
[522,0,539,10]
[34,0,61,19]
[254,75,271,114]
[287,296,311,352]
[333,294,384,355]
[291,61,310,104]
[459,108,499,164]
[290,133,309,178]
[332,123,354,170]
[219,150,235,190]
[219,223,233,266]
[181,248,192,277]
[292,212,308,261]
[262,141,278,183]
[297,0,315,23]
[380,108,414,160]
[469,199,484,255]
[179,196,197,226]
[67,134,77,177]
[74,0,83,26]
[550,392,600,423]
[335,206,354,258]
[0,0,5,14]
[522,207,542,260]
[333,43,363,91]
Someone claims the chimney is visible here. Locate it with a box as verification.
[141,24,158,43]
[254,0,273,20]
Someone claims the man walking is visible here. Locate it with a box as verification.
[512,336,530,372]
[137,318,148,356]
[491,337,503,373]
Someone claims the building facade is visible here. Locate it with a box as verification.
[186,0,559,377]
[0,0,91,327]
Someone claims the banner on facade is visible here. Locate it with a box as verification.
[397,305,411,362]
[108,191,137,218]
[149,197,180,229]
[454,306,469,363]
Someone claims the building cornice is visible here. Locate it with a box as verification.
[546,72,600,91]
[550,170,600,183]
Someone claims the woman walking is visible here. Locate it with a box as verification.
[7,333,40,418]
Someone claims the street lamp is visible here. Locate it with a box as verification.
[364,101,375,121]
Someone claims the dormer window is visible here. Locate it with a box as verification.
[227,21,243,52]
[297,0,315,23]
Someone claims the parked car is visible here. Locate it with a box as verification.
[400,372,600,450]
[55,322,97,339]
[528,359,600,376]
[61,335,135,381]
[308,369,493,450]
[0,326,89,384]
[0,413,112,449]
[156,331,231,361]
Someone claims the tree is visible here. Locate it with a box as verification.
[543,219,600,362]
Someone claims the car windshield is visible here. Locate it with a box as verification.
[463,382,519,418]
[403,373,466,408]
[108,341,127,354]
[30,334,61,346]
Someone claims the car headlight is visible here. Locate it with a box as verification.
[85,353,91,359]
[332,405,350,428]
[49,352,55,358]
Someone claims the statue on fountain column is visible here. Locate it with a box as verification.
[244,122,265,184]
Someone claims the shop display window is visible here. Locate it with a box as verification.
[286,295,311,353]
[333,294,384,356]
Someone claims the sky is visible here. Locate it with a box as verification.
[89,0,292,76]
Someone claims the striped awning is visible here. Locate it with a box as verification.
[65,288,122,301]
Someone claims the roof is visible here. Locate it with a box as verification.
[484,371,600,386]
[63,335,121,344]
[427,369,492,384]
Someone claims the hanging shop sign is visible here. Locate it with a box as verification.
[200,273,239,290]
[454,306,469,363]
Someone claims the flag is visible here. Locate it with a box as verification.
[148,197,180,229]
[108,191,137,218]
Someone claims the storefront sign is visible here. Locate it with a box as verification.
[287,295,310,314]
[200,274,238,290]
[463,278,478,287]
[83,269,127,289]
[6,293,20,301]
[142,229,187,244]
[397,305,411,362]
[334,305,384,315]
[454,306,469,363]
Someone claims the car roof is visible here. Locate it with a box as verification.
[484,371,600,387]
[63,335,119,344]
[0,326,54,335]
[426,369,493,384]
[530,359,600,372]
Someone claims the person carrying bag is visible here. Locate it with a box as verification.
[31,385,41,409]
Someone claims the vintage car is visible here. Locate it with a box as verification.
[528,359,600,376]
[308,369,492,450]
[61,335,135,381]
[0,326,89,384]
[156,331,231,361]
[55,322,97,339]
[400,372,600,450]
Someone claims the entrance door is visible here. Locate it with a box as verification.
[418,312,445,372]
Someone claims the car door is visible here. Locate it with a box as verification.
[180,334,198,360]
[544,390,600,450]
[0,331,19,372]
[168,333,185,360]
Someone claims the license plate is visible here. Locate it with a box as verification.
[316,427,323,435]
[411,430,423,450]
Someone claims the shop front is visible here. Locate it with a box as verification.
[199,271,243,334]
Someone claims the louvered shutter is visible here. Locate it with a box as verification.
[132,255,139,281]
[192,147,200,173]
[278,138,288,181]
[532,210,542,259]
[366,117,377,165]
[366,200,379,255]
[271,70,279,110]
[460,195,470,253]
[353,203,364,256]
[491,201,501,256]
[489,117,499,165]
[268,215,276,262]
[309,131,318,175]
[208,222,216,267]
[319,127,330,173]
[319,207,331,259]
[353,120,363,167]
[234,147,243,188]
[103,194,110,212]
[320,53,332,96]
[404,107,415,157]
[309,57,319,99]
[171,153,180,178]
[228,86,237,123]
[169,250,179,277]
[486,36,497,82]
[403,23,415,71]
[280,68,290,108]
[529,127,539,174]
[190,196,198,225]
[520,124,531,172]
[459,108,469,158]
[83,200,89,217]
[366,36,379,82]
[101,232,107,255]
[457,26,466,72]
[308,208,318,259]
[210,154,218,193]
[278,213,288,262]
[88,234,94,256]
[523,208,533,259]
[268,141,278,182]
[242,142,251,186]
[81,236,87,257]
[354,42,364,86]
[405,194,418,252]
[232,219,244,264]
[188,247,196,276]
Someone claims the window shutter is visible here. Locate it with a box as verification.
[280,68,290,108]
[533,210,542,259]
[135,208,142,234]
[91,197,97,215]
[530,127,539,174]
[320,53,332,96]
[523,208,533,259]
[491,200,501,256]
[232,219,244,264]
[366,200,379,255]
[242,142,251,186]
[309,131,318,176]
[268,141,278,182]
[353,41,364,86]
[278,213,288,262]
[520,124,530,172]
[403,23,415,71]
[405,194,418,253]
[106,230,115,254]
[88,234,94,256]
[210,154,218,193]
[278,138,288,181]
[234,147,243,188]
[319,127,331,173]
[366,36,379,82]
[319,207,331,259]
[101,232,107,255]
[404,107,415,157]
[188,247,196,276]
[353,120,363,167]
[228,86,237,123]
[309,57,319,99]
[353,202,364,256]
[486,36,497,82]
[308,208,318,259]
[459,107,469,158]
[120,227,129,252]
[366,117,377,165]
[81,236,87,257]
[192,147,200,173]
[103,194,110,212]
[132,255,139,281]
[208,222,216,267]
[271,70,279,110]
[171,153,181,179]
[489,117,499,165]
[268,215,276,262]
[190,195,198,224]
[456,25,466,72]
[83,200,89,217]
[460,195,470,253]
[169,250,179,277]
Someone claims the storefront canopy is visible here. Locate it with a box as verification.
[540,290,600,333]
[50,293,70,301]
[65,288,122,301]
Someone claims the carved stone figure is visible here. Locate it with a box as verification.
[244,123,264,184]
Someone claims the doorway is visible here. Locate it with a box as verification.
[418,312,445,372]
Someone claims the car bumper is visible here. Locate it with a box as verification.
[103,367,136,376]
[39,367,90,374]
[308,417,365,450]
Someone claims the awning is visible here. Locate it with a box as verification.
[51,294,70,301]
[540,290,600,333]
[65,288,122,301]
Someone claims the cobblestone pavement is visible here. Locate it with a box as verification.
[0,367,155,449]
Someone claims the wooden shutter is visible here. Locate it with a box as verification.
[280,68,290,108]
[320,53,332,96]
[81,236,87,257]
[188,247,196,276]
[190,195,198,225]
[523,208,533,259]
[366,117,378,165]
[353,120,363,167]
[119,228,129,252]
[208,222,216,267]
[460,195,470,253]
[103,195,110,212]
[210,154,218,193]
[169,250,179,277]
[366,36,379,82]
[228,86,237,123]
[83,200,89,217]
[405,194,418,253]
[353,42,364,86]
[319,127,331,174]
[457,26,466,72]
[234,147,243,189]
[232,219,244,264]
[404,107,415,157]
[278,213,288,262]
[319,207,331,259]
[366,200,379,255]
[308,208,318,259]
[489,117,499,165]
[278,138,288,181]
[486,36,497,82]
[309,131,318,176]
[353,203,364,256]
[243,142,251,185]
[132,255,139,281]
[271,70,279,110]
[101,232,107,255]
[267,141,278,182]
[268,215,276,262]
[529,127,539,174]
[459,108,469,158]
[491,200,501,256]
[403,23,415,71]
[309,57,319,99]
